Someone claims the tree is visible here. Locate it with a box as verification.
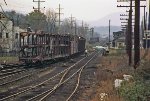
[60,18,71,34]
[26,11,47,31]
[5,10,27,29]
[45,9,57,33]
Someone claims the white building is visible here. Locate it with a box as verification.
[0,12,25,52]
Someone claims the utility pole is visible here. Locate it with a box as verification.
[144,0,149,51]
[69,14,75,34]
[82,23,89,38]
[33,0,45,12]
[82,21,85,37]
[84,25,89,39]
[33,0,45,31]
[74,20,77,35]
[134,0,140,69]
[56,4,63,34]
[128,0,133,66]
[148,0,150,29]
[143,6,146,30]
[117,0,146,67]
[90,27,94,38]
[109,20,111,49]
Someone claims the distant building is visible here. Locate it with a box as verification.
[112,36,126,48]
[112,31,126,49]
[0,12,25,52]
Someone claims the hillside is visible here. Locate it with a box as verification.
[89,12,122,27]
[94,26,121,38]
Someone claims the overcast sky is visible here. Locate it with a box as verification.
[0,0,148,22]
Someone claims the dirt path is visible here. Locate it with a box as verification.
[77,50,130,101]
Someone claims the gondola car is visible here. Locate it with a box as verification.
[19,31,85,64]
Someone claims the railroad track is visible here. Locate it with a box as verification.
[0,56,81,85]
[0,63,26,71]
[0,68,26,77]
[0,65,56,87]
[0,53,90,101]
[32,52,98,101]
[0,61,62,87]
[0,63,28,79]
[0,64,30,87]
[3,51,98,101]
[0,69,27,80]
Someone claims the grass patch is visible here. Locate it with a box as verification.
[0,56,19,63]
[118,49,150,101]
[91,49,129,101]
[119,76,150,101]
[109,49,126,56]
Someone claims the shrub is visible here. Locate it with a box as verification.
[119,80,150,101]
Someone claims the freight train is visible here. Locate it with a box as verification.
[19,31,86,64]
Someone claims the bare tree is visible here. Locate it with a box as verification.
[45,9,57,33]
[60,18,72,34]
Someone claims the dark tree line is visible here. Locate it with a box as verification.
[4,9,88,35]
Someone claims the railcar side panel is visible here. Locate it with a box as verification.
[19,32,72,63]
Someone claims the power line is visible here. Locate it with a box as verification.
[69,14,75,34]
[33,0,45,12]
[3,0,7,5]
[56,4,63,27]
[109,20,111,50]
[55,4,63,34]
[117,0,146,67]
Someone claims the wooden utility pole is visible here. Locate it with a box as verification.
[143,6,146,30]
[148,0,150,29]
[74,20,77,35]
[56,4,63,34]
[117,2,133,66]
[56,4,63,27]
[33,0,45,30]
[81,21,85,37]
[109,20,111,49]
[117,0,146,67]
[134,0,140,68]
[128,0,133,66]
[84,26,89,38]
[69,14,75,34]
[33,0,45,12]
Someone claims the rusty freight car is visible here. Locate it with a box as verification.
[19,31,85,64]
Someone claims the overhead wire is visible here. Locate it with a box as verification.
[0,2,13,32]
[1,1,33,14]
[0,4,10,20]
[3,0,7,5]
[0,20,7,30]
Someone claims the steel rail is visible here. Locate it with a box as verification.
[0,54,89,101]
[32,52,98,101]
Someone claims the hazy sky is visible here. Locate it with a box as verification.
[0,0,147,22]
[1,0,123,21]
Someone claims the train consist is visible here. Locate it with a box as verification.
[19,31,86,64]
